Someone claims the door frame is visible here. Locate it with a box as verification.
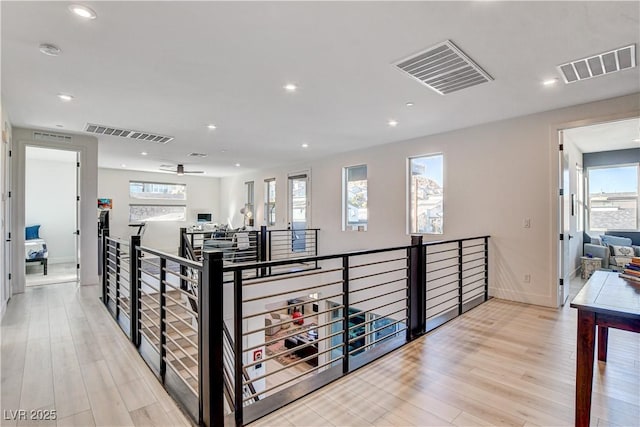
[287,170,311,228]
[552,110,640,307]
[12,139,84,294]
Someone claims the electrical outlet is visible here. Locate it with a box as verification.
[524,274,531,283]
[523,218,531,228]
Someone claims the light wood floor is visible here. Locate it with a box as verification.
[250,281,640,427]
[0,281,193,427]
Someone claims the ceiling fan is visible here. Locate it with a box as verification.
[159,164,204,175]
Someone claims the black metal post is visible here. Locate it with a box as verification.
[130,235,141,346]
[458,241,463,315]
[159,257,167,382]
[233,270,244,427]
[484,237,489,301]
[342,255,350,374]
[102,233,108,305]
[409,235,426,339]
[259,226,267,277]
[268,230,273,275]
[179,227,188,291]
[314,229,319,270]
[115,242,121,319]
[199,251,224,427]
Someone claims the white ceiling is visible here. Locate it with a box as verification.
[2,1,640,177]
[564,117,640,154]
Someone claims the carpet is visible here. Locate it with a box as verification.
[265,324,316,367]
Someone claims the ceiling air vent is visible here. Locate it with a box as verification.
[558,44,636,84]
[188,152,208,158]
[394,40,493,95]
[33,131,72,143]
[84,123,174,144]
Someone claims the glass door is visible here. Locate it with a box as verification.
[288,173,309,253]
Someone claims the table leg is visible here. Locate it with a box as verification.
[597,325,608,362]
[576,310,596,427]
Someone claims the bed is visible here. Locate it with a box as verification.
[25,225,48,275]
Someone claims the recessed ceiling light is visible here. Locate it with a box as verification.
[121,164,126,168]
[68,4,97,19]
[39,43,62,56]
[141,152,148,156]
[235,163,241,167]
[301,143,309,148]
[284,83,297,92]
[542,78,558,86]
[220,149,227,153]
[406,102,414,107]
[388,120,398,127]
[57,94,74,102]
[207,124,217,130]
[633,138,640,143]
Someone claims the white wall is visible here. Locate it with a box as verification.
[1,101,13,317]
[12,127,99,291]
[98,168,221,253]
[221,93,640,308]
[25,151,77,264]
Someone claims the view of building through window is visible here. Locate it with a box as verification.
[129,181,186,200]
[588,164,639,231]
[344,165,368,231]
[409,154,443,234]
[265,178,276,226]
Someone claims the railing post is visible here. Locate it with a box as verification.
[159,257,167,383]
[268,230,273,276]
[130,235,141,345]
[179,227,188,291]
[102,233,108,305]
[115,242,121,319]
[484,237,489,302]
[409,235,426,339]
[314,229,319,269]
[342,255,350,374]
[233,270,244,427]
[259,226,267,277]
[458,241,464,315]
[199,250,224,427]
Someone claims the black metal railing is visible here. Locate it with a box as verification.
[100,233,489,427]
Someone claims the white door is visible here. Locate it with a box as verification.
[559,133,571,305]
[288,172,309,253]
[2,129,12,299]
[74,152,80,282]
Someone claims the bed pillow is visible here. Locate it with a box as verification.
[25,225,40,240]
[611,245,635,258]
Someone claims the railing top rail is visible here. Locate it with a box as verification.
[221,243,416,272]
[105,235,130,246]
[423,235,490,246]
[137,245,204,270]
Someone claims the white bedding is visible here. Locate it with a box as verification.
[25,238,48,260]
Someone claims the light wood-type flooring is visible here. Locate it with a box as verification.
[0,281,192,426]
[250,278,640,427]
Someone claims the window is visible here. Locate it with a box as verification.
[264,178,276,226]
[245,181,254,215]
[129,205,186,222]
[129,181,186,200]
[343,165,368,231]
[576,165,584,232]
[409,154,444,234]
[588,164,639,232]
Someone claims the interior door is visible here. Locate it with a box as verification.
[74,152,80,282]
[288,173,309,253]
[559,133,571,305]
[2,129,12,299]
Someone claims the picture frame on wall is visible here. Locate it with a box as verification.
[98,198,113,210]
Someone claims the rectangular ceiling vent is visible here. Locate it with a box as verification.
[83,123,174,144]
[188,152,208,158]
[394,40,493,95]
[33,131,72,143]
[558,44,636,83]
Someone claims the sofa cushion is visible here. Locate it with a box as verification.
[601,234,633,247]
[611,245,635,257]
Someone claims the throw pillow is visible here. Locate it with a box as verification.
[600,235,633,247]
[25,225,40,240]
[611,245,635,257]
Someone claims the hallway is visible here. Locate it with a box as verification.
[0,282,191,426]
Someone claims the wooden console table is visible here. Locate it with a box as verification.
[570,271,640,427]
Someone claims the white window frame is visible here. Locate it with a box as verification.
[129,181,186,200]
[128,204,187,222]
[342,164,368,231]
[264,178,276,226]
[586,162,639,232]
[407,153,444,235]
